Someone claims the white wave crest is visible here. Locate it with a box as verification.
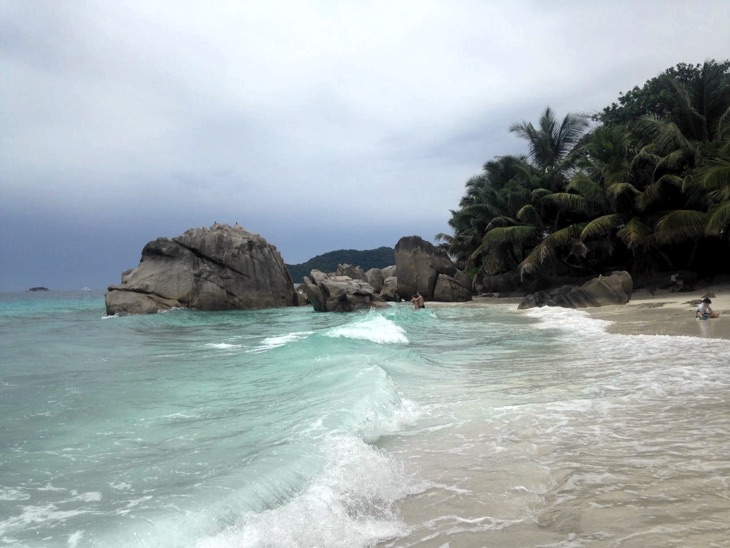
[325,315,408,344]
[197,435,423,548]
[248,331,313,353]
[206,342,240,349]
[523,305,612,337]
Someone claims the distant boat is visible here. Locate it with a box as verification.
[81,287,91,291]
[28,287,49,292]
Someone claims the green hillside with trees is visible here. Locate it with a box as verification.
[437,60,730,288]
[286,246,394,283]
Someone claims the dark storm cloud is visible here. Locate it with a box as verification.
[1,0,729,290]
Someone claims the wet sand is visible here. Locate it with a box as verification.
[427,284,730,340]
[584,285,729,340]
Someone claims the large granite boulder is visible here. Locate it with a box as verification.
[381,265,397,279]
[433,275,473,302]
[395,236,472,302]
[518,271,633,309]
[365,267,385,293]
[301,269,388,312]
[105,223,298,315]
[336,264,368,282]
[381,276,399,301]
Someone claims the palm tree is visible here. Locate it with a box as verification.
[636,62,730,272]
[578,125,645,255]
[493,107,593,277]
[438,155,536,275]
[441,65,730,286]
[509,107,590,192]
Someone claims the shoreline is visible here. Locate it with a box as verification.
[584,284,729,340]
[427,284,730,340]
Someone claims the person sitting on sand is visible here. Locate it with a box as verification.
[410,292,425,310]
[696,298,720,319]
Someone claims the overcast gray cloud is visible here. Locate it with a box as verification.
[1,0,728,291]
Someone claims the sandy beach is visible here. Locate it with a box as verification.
[429,283,730,340]
[585,284,729,340]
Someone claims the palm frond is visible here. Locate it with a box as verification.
[636,182,662,211]
[542,192,592,215]
[717,105,730,142]
[531,188,552,201]
[606,181,640,204]
[485,216,516,231]
[701,160,730,201]
[472,226,533,273]
[637,116,692,154]
[515,205,541,226]
[663,75,708,142]
[656,174,685,187]
[653,210,708,245]
[518,225,582,276]
[567,174,605,207]
[616,217,651,249]
[510,107,589,173]
[654,148,694,173]
[631,144,661,168]
[580,214,625,240]
[706,202,730,235]
[518,244,551,277]
[636,175,683,210]
[482,225,539,247]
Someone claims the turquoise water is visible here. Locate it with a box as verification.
[2,291,730,547]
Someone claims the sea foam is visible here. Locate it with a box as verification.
[243,331,314,353]
[325,314,408,344]
[522,305,612,337]
[197,435,421,548]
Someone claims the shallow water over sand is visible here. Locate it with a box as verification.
[379,306,730,547]
[2,292,729,547]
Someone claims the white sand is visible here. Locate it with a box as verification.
[427,284,730,340]
[585,284,729,339]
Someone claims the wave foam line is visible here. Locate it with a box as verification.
[523,306,612,337]
[325,315,408,345]
[248,331,314,353]
[197,435,422,548]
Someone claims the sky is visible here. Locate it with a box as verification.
[2,1,729,291]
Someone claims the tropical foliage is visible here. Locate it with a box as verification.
[438,60,730,286]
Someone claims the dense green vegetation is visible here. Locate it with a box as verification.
[286,246,394,283]
[437,60,730,287]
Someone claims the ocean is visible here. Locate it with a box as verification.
[2,290,730,547]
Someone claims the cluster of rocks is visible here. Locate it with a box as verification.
[299,268,389,313]
[475,268,634,309]
[104,224,634,315]
[299,236,473,312]
[105,227,474,315]
[395,236,472,302]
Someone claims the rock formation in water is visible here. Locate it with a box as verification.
[300,269,388,312]
[105,223,299,316]
[365,267,385,293]
[336,263,368,282]
[394,236,472,302]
